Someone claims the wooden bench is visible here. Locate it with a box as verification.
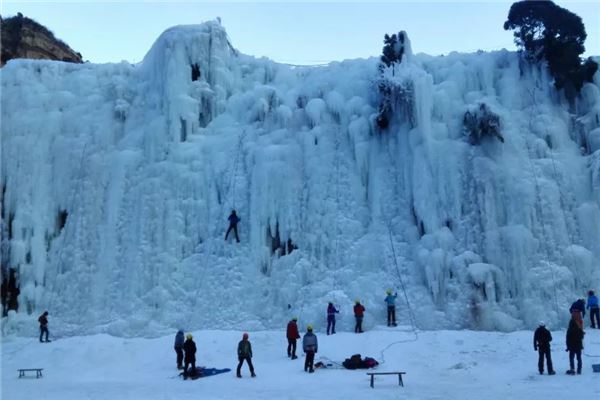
[18,368,43,378]
[366,371,406,388]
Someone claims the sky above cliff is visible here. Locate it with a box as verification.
[1,0,599,64]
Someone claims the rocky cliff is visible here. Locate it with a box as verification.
[1,13,82,67]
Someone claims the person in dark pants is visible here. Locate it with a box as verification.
[174,330,184,369]
[533,321,555,375]
[237,332,256,378]
[302,325,318,373]
[587,290,599,329]
[38,311,49,342]
[225,210,240,243]
[353,300,365,333]
[384,289,398,327]
[566,318,585,375]
[286,317,300,359]
[182,333,197,379]
[326,302,339,335]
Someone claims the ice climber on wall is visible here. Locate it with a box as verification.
[225,210,241,243]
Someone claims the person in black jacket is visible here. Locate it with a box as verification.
[38,311,49,342]
[182,333,197,379]
[533,322,555,375]
[225,210,241,243]
[566,318,585,375]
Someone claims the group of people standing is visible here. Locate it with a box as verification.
[533,290,598,376]
[174,330,256,379]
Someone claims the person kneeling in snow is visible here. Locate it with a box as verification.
[533,322,555,375]
[303,325,318,373]
[237,332,256,378]
[183,333,197,379]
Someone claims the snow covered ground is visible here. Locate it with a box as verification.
[2,326,599,400]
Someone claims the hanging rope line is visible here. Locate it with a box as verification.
[46,137,90,314]
[229,129,247,211]
[523,87,561,318]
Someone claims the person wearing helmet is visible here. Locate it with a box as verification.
[384,289,398,327]
[225,210,241,243]
[237,332,256,378]
[286,317,301,359]
[182,333,197,379]
[302,325,318,373]
[587,290,599,329]
[326,302,340,335]
[533,322,555,375]
[174,330,185,369]
[353,300,365,333]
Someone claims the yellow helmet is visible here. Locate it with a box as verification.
[307,324,313,331]
[186,333,193,340]
[355,299,360,304]
[386,289,392,294]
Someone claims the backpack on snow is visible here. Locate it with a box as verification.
[343,354,363,370]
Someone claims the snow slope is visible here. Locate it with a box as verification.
[2,327,600,400]
[1,21,600,335]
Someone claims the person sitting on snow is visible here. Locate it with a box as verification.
[183,333,197,379]
[303,325,318,373]
[225,210,241,243]
[384,289,398,327]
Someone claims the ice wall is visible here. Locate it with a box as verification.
[2,21,599,336]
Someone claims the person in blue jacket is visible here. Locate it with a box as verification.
[587,290,599,329]
[225,210,240,243]
[384,289,398,327]
[326,302,339,335]
[174,330,185,369]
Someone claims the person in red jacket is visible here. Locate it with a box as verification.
[353,300,365,333]
[286,317,300,359]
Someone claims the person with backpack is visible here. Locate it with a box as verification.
[566,318,585,375]
[587,290,599,329]
[237,332,256,378]
[286,317,300,359]
[384,289,398,327]
[326,302,339,335]
[38,311,49,342]
[569,298,586,329]
[303,325,318,373]
[353,299,365,333]
[174,330,185,369]
[533,322,555,375]
[225,210,241,243]
[182,333,197,379]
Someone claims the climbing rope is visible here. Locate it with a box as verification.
[46,137,91,314]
